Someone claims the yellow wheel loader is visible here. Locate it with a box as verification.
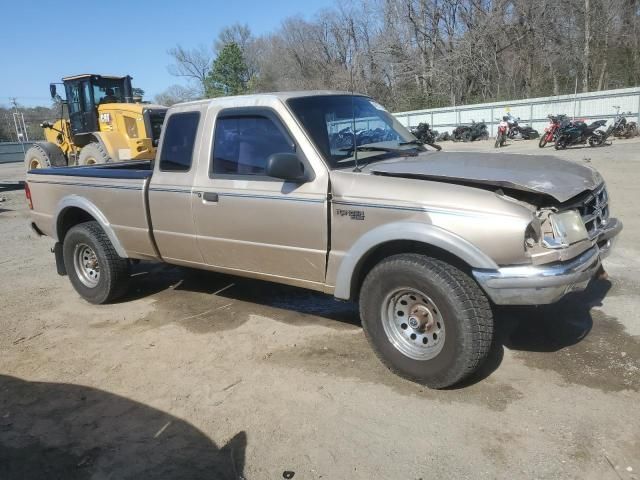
[25,74,167,170]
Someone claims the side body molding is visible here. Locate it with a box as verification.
[333,221,499,300]
[54,195,128,258]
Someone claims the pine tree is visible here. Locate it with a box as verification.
[204,42,249,97]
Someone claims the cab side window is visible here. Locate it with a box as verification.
[159,112,200,172]
[212,113,295,176]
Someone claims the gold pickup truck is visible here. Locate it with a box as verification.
[25,92,622,388]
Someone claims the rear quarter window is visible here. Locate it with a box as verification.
[159,112,200,172]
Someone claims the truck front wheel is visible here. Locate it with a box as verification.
[359,254,493,389]
[62,221,130,304]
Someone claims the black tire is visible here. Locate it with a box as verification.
[538,136,548,148]
[359,254,493,389]
[78,142,111,165]
[554,138,567,150]
[24,142,66,170]
[588,134,603,147]
[63,221,130,304]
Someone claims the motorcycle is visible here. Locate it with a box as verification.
[494,118,509,148]
[436,131,450,142]
[369,127,398,143]
[329,127,355,150]
[554,119,607,150]
[538,114,568,148]
[453,121,488,142]
[609,106,638,139]
[505,113,539,140]
[410,123,442,150]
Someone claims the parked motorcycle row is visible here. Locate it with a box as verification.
[332,106,637,154]
[329,126,399,150]
[537,106,638,150]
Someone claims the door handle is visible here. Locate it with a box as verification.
[202,192,219,202]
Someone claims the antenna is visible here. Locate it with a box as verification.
[349,59,360,172]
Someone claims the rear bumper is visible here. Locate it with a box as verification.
[473,218,622,305]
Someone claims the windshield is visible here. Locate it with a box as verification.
[287,95,422,169]
[93,78,126,104]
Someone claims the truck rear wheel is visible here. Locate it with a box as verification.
[63,221,129,304]
[78,143,111,165]
[359,254,493,389]
[24,143,66,170]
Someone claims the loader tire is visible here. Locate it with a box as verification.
[359,254,493,389]
[78,142,111,165]
[24,143,66,170]
[63,221,130,304]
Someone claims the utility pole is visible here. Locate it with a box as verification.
[10,97,29,146]
[10,98,29,156]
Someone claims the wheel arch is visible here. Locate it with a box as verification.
[54,196,127,258]
[333,222,498,300]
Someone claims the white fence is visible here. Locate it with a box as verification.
[393,87,640,136]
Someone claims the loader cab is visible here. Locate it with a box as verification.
[57,74,133,142]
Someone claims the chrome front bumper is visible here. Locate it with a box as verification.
[473,218,622,305]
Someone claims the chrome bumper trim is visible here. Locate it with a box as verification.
[473,218,622,305]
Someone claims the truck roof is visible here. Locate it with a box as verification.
[174,90,360,108]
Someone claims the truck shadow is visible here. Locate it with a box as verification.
[0,182,24,192]
[121,263,361,327]
[0,375,246,480]
[459,278,611,387]
[122,263,613,387]
[494,278,609,352]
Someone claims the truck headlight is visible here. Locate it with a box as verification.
[543,210,588,248]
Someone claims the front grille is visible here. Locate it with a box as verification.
[578,185,609,239]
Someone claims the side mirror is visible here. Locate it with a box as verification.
[49,84,57,99]
[266,152,308,183]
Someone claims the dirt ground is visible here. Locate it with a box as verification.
[1,138,638,479]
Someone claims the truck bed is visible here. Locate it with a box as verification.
[28,160,153,180]
[27,161,158,260]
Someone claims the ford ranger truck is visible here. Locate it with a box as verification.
[25,92,622,388]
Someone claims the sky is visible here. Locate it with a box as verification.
[0,0,334,107]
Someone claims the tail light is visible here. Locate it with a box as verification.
[24,182,33,210]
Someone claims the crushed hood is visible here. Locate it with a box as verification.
[367,151,603,203]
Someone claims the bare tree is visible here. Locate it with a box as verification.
[215,23,253,53]
[167,44,213,95]
[154,84,201,106]
[168,0,640,110]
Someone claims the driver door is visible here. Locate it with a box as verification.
[192,107,329,285]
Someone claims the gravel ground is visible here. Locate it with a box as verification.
[0,138,638,479]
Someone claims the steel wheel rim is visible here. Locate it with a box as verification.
[29,158,41,169]
[74,243,100,287]
[381,287,446,360]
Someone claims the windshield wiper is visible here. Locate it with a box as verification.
[398,139,423,146]
[338,145,418,157]
[338,145,418,171]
